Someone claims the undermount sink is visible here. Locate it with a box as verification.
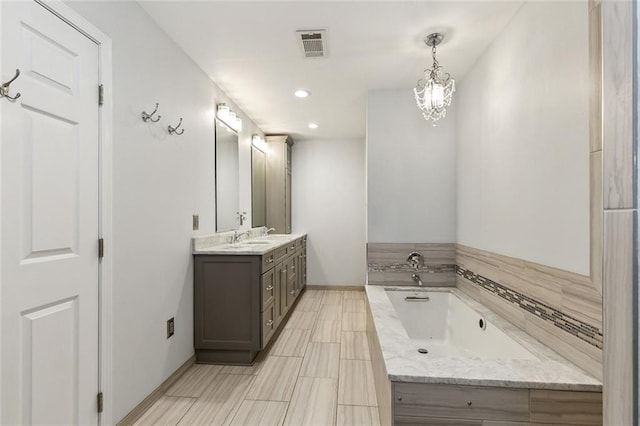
[239,240,273,245]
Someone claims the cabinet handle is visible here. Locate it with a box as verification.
[290,245,295,250]
[282,268,287,274]
[265,320,274,327]
[266,285,274,291]
[292,265,295,270]
[268,258,274,263]
[290,290,295,295]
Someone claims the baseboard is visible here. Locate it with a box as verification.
[307,284,365,291]
[116,355,196,426]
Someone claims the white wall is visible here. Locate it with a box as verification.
[66,2,261,421]
[366,89,457,243]
[456,1,590,275]
[292,139,367,286]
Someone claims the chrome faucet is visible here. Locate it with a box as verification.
[412,273,424,287]
[262,227,276,237]
[232,230,251,244]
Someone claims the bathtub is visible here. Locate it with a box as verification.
[385,289,536,360]
[365,285,602,425]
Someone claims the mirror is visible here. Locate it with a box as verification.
[215,119,239,232]
[252,146,267,227]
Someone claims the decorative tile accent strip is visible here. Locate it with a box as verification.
[456,265,603,349]
[367,263,455,274]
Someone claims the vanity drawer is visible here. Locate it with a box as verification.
[286,240,297,255]
[274,246,288,264]
[262,251,275,272]
[296,237,305,250]
[261,269,275,311]
[261,301,276,348]
[394,383,530,422]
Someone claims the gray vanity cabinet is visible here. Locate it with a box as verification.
[193,236,307,365]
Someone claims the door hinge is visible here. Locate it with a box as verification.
[98,84,104,106]
[98,238,104,259]
[97,392,104,413]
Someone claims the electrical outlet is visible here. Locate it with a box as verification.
[192,214,199,231]
[167,317,175,339]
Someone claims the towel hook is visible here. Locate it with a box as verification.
[168,118,185,135]
[1,69,21,101]
[141,103,161,122]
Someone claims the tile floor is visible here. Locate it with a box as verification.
[134,289,381,426]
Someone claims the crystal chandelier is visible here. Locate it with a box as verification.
[414,33,455,126]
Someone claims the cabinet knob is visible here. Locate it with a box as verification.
[397,396,402,401]
[466,401,472,406]
[290,245,295,250]
[290,290,295,295]
[266,285,274,291]
[268,258,274,263]
[265,320,274,327]
[292,265,295,270]
[282,268,287,274]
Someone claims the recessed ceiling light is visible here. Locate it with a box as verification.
[295,89,311,98]
[308,123,319,129]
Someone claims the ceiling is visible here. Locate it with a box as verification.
[139,1,523,140]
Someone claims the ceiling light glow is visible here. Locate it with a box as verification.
[295,89,311,98]
[308,123,319,129]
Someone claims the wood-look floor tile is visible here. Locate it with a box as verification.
[283,377,338,426]
[338,360,377,407]
[343,290,365,300]
[340,332,371,360]
[270,329,311,357]
[336,405,380,426]
[297,296,323,312]
[343,299,366,313]
[311,320,342,343]
[177,374,254,425]
[318,304,343,321]
[134,396,195,426]
[285,310,318,330]
[342,313,367,332]
[322,291,343,305]
[220,360,264,376]
[245,356,303,401]
[303,290,325,299]
[228,400,288,426]
[165,364,223,397]
[300,342,340,378]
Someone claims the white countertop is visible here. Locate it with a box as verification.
[192,233,306,255]
[365,285,602,391]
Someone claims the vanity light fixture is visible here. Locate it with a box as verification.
[414,33,455,126]
[294,89,311,98]
[308,122,319,129]
[217,103,243,132]
[252,134,268,152]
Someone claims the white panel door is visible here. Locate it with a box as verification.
[1,1,100,424]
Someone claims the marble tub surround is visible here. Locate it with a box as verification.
[456,244,603,380]
[192,231,305,255]
[365,285,601,391]
[367,243,456,286]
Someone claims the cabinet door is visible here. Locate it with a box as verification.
[286,256,297,306]
[278,262,289,318]
[261,269,275,310]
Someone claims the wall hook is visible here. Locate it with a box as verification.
[1,69,21,101]
[168,118,185,135]
[141,103,161,122]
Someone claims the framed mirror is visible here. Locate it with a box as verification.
[251,145,267,227]
[215,119,239,232]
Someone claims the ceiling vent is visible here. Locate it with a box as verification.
[296,30,328,58]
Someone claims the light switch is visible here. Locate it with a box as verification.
[193,214,199,230]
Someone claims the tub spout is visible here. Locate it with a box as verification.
[412,273,423,287]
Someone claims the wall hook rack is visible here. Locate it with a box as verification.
[141,103,161,122]
[1,69,21,101]
[168,118,185,135]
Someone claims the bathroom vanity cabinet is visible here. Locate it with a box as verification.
[265,135,293,234]
[193,236,306,364]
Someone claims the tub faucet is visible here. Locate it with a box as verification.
[412,273,423,287]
